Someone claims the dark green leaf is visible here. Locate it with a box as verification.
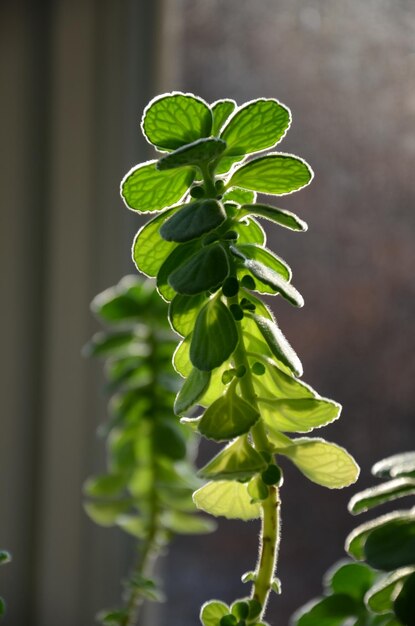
[292,594,360,626]
[169,292,208,336]
[157,138,227,170]
[160,199,227,242]
[324,561,375,601]
[366,567,415,614]
[97,609,129,625]
[168,244,230,296]
[157,241,199,301]
[121,161,194,213]
[251,314,302,376]
[365,518,415,570]
[394,571,415,626]
[345,512,415,560]
[198,386,259,441]
[0,598,4,616]
[221,98,291,155]
[229,154,313,196]
[174,368,211,415]
[348,477,415,514]
[132,208,177,276]
[190,298,238,371]
[372,452,415,479]
[142,92,212,150]
[239,203,308,232]
[211,99,237,135]
[153,419,187,460]
[199,437,266,480]
[232,244,291,281]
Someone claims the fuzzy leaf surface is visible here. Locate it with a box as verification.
[211,99,237,135]
[251,314,302,377]
[160,199,226,242]
[239,203,307,232]
[168,244,229,296]
[132,208,176,276]
[198,387,259,441]
[229,154,313,195]
[260,397,341,434]
[190,298,238,371]
[199,437,266,480]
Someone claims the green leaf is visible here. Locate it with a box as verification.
[229,154,313,196]
[199,437,266,481]
[348,477,415,514]
[121,161,194,213]
[174,368,211,415]
[366,567,415,614]
[394,571,415,626]
[190,298,238,371]
[142,92,212,151]
[198,385,260,441]
[169,292,208,337]
[157,137,227,170]
[193,480,261,520]
[251,359,316,402]
[239,203,308,232]
[0,551,11,566]
[168,244,230,296]
[292,594,360,626]
[221,98,291,156]
[232,246,303,306]
[97,609,129,625]
[173,335,192,377]
[85,331,136,357]
[251,314,302,377]
[83,473,129,497]
[157,241,199,301]
[84,500,133,526]
[280,438,359,488]
[160,199,227,243]
[200,600,230,626]
[325,561,375,601]
[161,510,216,534]
[132,208,177,276]
[259,397,341,434]
[233,243,291,281]
[153,419,187,460]
[345,511,415,560]
[116,515,147,539]
[0,598,4,616]
[212,99,237,135]
[223,188,256,205]
[365,518,415,570]
[372,452,415,479]
[233,218,265,246]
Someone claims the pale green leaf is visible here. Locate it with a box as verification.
[223,188,257,205]
[142,92,212,151]
[221,98,291,155]
[200,600,229,626]
[259,397,341,433]
[281,438,360,488]
[193,480,261,520]
[229,153,313,196]
[211,99,237,135]
[121,161,194,213]
[173,335,192,377]
[161,510,216,534]
[132,208,177,276]
[169,292,208,337]
[233,218,266,246]
[365,567,415,614]
[84,500,133,527]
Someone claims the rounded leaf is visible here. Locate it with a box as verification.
[251,314,302,377]
[365,518,415,570]
[190,298,238,371]
[168,244,230,296]
[132,208,176,276]
[160,199,227,243]
[142,92,212,150]
[211,99,237,135]
[200,600,230,626]
[193,480,261,520]
[174,368,211,415]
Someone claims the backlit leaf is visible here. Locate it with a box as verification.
[232,244,291,281]
[221,98,291,155]
[160,199,226,242]
[174,368,211,415]
[251,314,302,377]
[132,208,176,276]
[169,292,208,337]
[190,298,238,371]
[229,154,313,196]
[239,203,307,232]
[200,600,230,626]
[348,477,415,514]
[193,480,261,520]
[157,138,227,170]
[211,99,237,135]
[121,161,194,213]
[280,438,359,488]
[142,92,212,151]
[260,396,339,434]
[169,244,230,296]
[84,500,133,527]
[161,510,216,534]
[223,188,257,205]
[233,218,266,246]
[199,437,266,481]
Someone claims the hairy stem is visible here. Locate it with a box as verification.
[227,294,281,619]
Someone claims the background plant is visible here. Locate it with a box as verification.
[121,91,360,625]
[0,551,11,619]
[83,276,215,626]
[292,451,415,626]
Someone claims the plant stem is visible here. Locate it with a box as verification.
[227,294,281,620]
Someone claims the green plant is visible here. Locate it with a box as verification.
[83,276,215,626]
[120,91,360,625]
[292,451,415,626]
[0,551,11,618]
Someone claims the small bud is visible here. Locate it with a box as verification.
[223,230,238,241]
[231,600,249,619]
[235,365,246,378]
[252,362,266,376]
[230,304,244,321]
[190,185,205,199]
[241,275,256,290]
[222,277,239,297]
[261,464,282,486]
[220,615,237,626]
[222,369,235,385]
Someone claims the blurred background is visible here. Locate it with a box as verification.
[1,1,414,625]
